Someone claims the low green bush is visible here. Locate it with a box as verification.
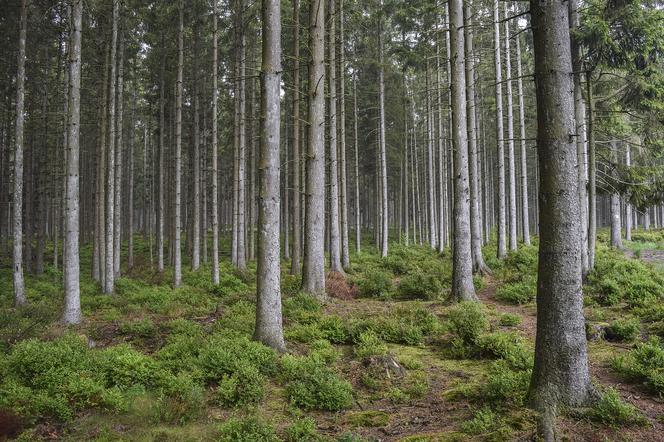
[211,273,250,298]
[285,417,323,442]
[215,363,266,407]
[495,281,536,305]
[280,354,353,411]
[354,304,442,346]
[218,416,280,442]
[198,333,277,381]
[448,302,489,347]
[118,318,158,339]
[584,388,647,427]
[605,318,641,342]
[477,332,533,370]
[460,407,502,435]
[397,271,443,300]
[479,360,531,405]
[499,313,522,327]
[153,372,204,424]
[354,331,388,358]
[356,268,393,299]
[611,337,664,394]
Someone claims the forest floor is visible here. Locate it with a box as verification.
[2,231,664,441]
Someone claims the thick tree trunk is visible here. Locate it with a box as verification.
[528,0,595,436]
[104,0,119,294]
[63,0,83,324]
[291,0,302,275]
[211,1,220,284]
[173,0,184,287]
[493,0,507,259]
[515,30,531,246]
[449,0,478,302]
[12,0,28,306]
[302,0,326,297]
[327,0,342,272]
[254,0,286,352]
[465,4,490,276]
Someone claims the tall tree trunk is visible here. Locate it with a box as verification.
[465,3,490,275]
[128,88,136,269]
[211,0,220,284]
[353,75,361,253]
[610,142,622,249]
[63,0,83,324]
[327,0,342,272]
[378,1,388,258]
[504,4,517,251]
[94,44,108,283]
[157,49,165,273]
[254,0,286,351]
[625,144,632,241]
[173,0,184,287]
[302,0,326,296]
[104,0,119,294]
[449,0,477,302]
[338,0,350,268]
[426,60,437,249]
[436,40,447,253]
[493,0,507,259]
[569,0,588,273]
[192,26,201,271]
[515,30,531,246]
[12,0,28,306]
[587,73,596,271]
[291,0,302,274]
[114,32,124,278]
[528,0,595,436]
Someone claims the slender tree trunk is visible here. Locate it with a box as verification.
[113,32,124,278]
[291,0,302,274]
[94,45,107,283]
[128,88,136,269]
[173,0,184,287]
[353,75,361,253]
[192,26,201,271]
[104,0,119,294]
[569,0,587,273]
[302,0,326,297]
[254,0,286,351]
[63,0,83,324]
[450,0,478,302]
[625,144,632,241]
[211,1,220,284]
[156,51,165,273]
[436,40,447,253]
[327,0,342,272]
[528,1,595,436]
[465,3,490,275]
[378,1,388,258]
[610,142,622,249]
[493,0,507,259]
[426,60,437,249]
[587,74,596,271]
[338,0,350,268]
[504,5,517,251]
[12,0,28,306]
[515,30,531,246]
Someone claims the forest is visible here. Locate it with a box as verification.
[1,0,664,440]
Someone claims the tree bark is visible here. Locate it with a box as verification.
[528,0,595,435]
[625,144,632,241]
[464,4,490,276]
[291,0,302,275]
[515,30,531,246]
[128,88,135,270]
[12,0,28,306]
[211,0,220,284]
[113,32,125,278]
[504,4,517,251]
[493,0,507,259]
[192,25,201,271]
[338,0,350,268]
[302,0,326,297]
[63,0,83,324]
[449,0,478,302]
[157,43,165,273]
[353,75,361,254]
[173,0,184,287]
[104,0,119,294]
[254,0,286,352]
[610,142,622,249]
[587,74,596,270]
[378,1,388,258]
[426,60,437,249]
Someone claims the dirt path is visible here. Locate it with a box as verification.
[477,277,664,441]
